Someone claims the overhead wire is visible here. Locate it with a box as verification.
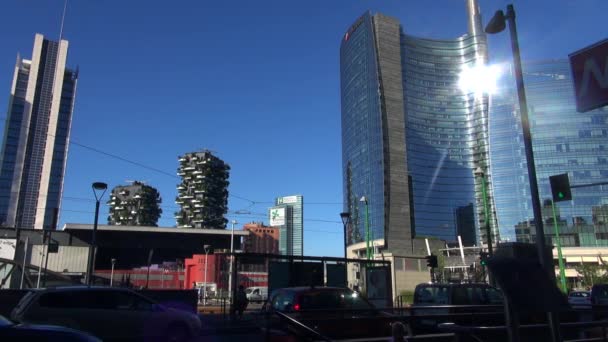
[0,118,344,229]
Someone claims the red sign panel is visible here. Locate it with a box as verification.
[569,39,608,112]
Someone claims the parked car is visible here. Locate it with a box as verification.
[0,314,101,342]
[246,286,268,303]
[568,291,592,309]
[591,284,608,305]
[589,284,608,321]
[412,283,505,335]
[11,286,201,342]
[413,283,504,307]
[262,286,396,340]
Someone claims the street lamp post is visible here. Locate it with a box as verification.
[340,212,351,259]
[110,258,116,287]
[340,212,351,287]
[485,5,560,342]
[485,5,550,272]
[359,197,371,260]
[228,220,236,300]
[203,244,211,306]
[86,182,108,286]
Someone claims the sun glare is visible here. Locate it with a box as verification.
[458,63,502,95]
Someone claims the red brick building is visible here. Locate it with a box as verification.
[183,252,268,292]
[184,254,226,291]
[243,222,279,254]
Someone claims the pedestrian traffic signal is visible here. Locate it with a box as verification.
[549,173,572,202]
[426,254,438,268]
[479,251,489,266]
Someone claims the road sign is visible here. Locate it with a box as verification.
[569,39,608,112]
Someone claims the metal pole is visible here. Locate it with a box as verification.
[506,5,561,342]
[480,172,493,257]
[342,220,348,259]
[552,201,567,292]
[42,230,51,288]
[110,259,116,287]
[20,236,29,289]
[36,243,45,289]
[204,250,209,306]
[506,5,549,271]
[364,201,370,260]
[571,181,608,189]
[479,172,495,286]
[86,200,100,286]
[228,220,235,300]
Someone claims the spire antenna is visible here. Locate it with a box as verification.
[59,0,69,41]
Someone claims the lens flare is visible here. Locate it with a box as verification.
[458,63,502,95]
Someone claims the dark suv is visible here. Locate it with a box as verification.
[262,286,396,339]
[414,283,504,306]
[411,283,504,334]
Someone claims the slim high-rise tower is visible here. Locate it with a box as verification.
[269,195,303,256]
[340,0,497,254]
[0,34,78,229]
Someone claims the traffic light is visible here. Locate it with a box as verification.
[426,254,438,268]
[549,173,572,202]
[479,251,489,266]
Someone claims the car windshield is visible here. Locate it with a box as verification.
[0,315,14,327]
[298,289,374,311]
[415,286,449,305]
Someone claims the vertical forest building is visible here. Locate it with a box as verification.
[107,181,162,226]
[175,150,230,228]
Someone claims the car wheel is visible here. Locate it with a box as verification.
[166,323,190,342]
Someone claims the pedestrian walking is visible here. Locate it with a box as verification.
[235,285,249,319]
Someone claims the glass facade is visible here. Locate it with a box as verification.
[489,60,608,246]
[402,33,495,243]
[340,13,385,247]
[340,4,496,251]
[0,34,77,229]
[270,195,303,256]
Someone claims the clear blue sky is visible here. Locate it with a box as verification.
[0,0,606,257]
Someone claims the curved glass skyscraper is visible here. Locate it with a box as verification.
[490,60,608,246]
[340,0,497,254]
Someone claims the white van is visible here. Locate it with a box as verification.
[245,287,268,303]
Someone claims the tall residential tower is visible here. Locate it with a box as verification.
[340,0,496,254]
[175,150,230,228]
[107,181,163,226]
[0,34,78,229]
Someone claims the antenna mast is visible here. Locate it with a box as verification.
[59,0,69,41]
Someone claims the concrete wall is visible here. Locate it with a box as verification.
[28,245,88,273]
[394,270,430,294]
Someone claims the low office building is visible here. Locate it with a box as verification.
[243,222,279,254]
